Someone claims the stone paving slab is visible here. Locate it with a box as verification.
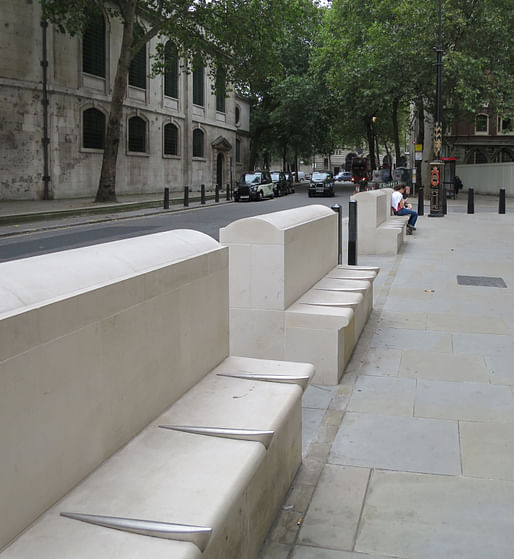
[415,379,514,422]
[370,327,452,352]
[460,421,514,481]
[347,376,416,416]
[356,470,514,559]
[293,547,392,559]
[426,312,510,334]
[329,413,460,475]
[297,465,370,551]
[399,350,490,383]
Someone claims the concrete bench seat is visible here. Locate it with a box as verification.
[351,188,408,254]
[0,231,313,559]
[2,357,313,559]
[220,205,380,385]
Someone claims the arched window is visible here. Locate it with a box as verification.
[164,42,179,98]
[235,105,240,124]
[236,138,241,162]
[128,116,146,152]
[83,108,105,149]
[129,28,146,89]
[82,12,106,78]
[192,128,204,157]
[164,123,178,155]
[192,62,204,106]
[475,114,488,134]
[215,69,226,113]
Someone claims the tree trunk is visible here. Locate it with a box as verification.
[392,97,401,167]
[95,2,137,202]
[366,119,376,170]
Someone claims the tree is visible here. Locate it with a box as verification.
[41,0,292,201]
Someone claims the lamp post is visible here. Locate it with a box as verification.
[429,0,445,217]
[371,116,378,170]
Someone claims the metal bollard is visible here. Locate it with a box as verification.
[499,188,506,214]
[184,186,189,207]
[201,184,206,205]
[418,186,424,216]
[215,184,220,203]
[164,187,170,210]
[331,203,343,265]
[226,182,230,201]
[467,188,474,214]
[442,185,447,215]
[348,199,357,265]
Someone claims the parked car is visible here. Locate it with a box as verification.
[270,171,289,197]
[308,171,335,197]
[234,171,275,201]
[297,171,306,181]
[335,170,352,182]
[284,172,295,194]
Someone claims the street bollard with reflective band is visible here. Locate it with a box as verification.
[184,186,189,207]
[164,187,169,210]
[201,184,206,205]
[331,204,342,265]
[418,186,424,216]
[499,188,506,214]
[226,182,230,201]
[348,199,357,265]
[215,184,219,203]
[467,188,474,214]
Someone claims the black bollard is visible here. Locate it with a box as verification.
[442,184,447,215]
[215,184,220,203]
[201,184,206,205]
[331,203,343,265]
[418,186,424,216]
[226,182,230,201]
[348,199,357,265]
[467,188,474,214]
[164,187,170,210]
[184,186,189,207]
[499,188,506,214]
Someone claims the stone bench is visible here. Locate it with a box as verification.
[351,188,409,254]
[219,205,379,385]
[0,230,313,558]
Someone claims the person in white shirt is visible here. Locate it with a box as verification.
[392,184,418,232]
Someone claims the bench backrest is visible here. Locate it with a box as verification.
[0,230,228,549]
[351,188,393,228]
[219,205,338,310]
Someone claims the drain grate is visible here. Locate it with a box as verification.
[457,275,507,288]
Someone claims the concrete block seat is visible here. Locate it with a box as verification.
[351,188,408,255]
[0,231,313,559]
[220,205,380,385]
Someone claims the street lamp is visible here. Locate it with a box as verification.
[429,0,445,217]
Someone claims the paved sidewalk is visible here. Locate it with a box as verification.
[261,197,514,558]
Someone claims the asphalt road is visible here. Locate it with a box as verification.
[0,182,355,262]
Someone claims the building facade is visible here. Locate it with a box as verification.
[446,111,514,164]
[0,2,250,200]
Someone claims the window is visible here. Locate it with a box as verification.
[235,105,240,124]
[192,62,204,106]
[475,114,488,134]
[192,128,204,157]
[164,42,179,98]
[82,12,106,77]
[498,117,512,134]
[236,138,241,163]
[129,35,147,89]
[128,116,146,152]
[83,108,105,149]
[215,69,226,113]
[164,123,178,155]
[323,158,329,169]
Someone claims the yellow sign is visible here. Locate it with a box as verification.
[415,144,423,152]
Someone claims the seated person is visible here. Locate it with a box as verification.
[392,184,418,232]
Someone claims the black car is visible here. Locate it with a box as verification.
[270,171,289,197]
[234,171,275,201]
[308,171,335,197]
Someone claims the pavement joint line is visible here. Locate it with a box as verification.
[352,466,374,553]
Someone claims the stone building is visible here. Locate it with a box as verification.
[0,1,250,200]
